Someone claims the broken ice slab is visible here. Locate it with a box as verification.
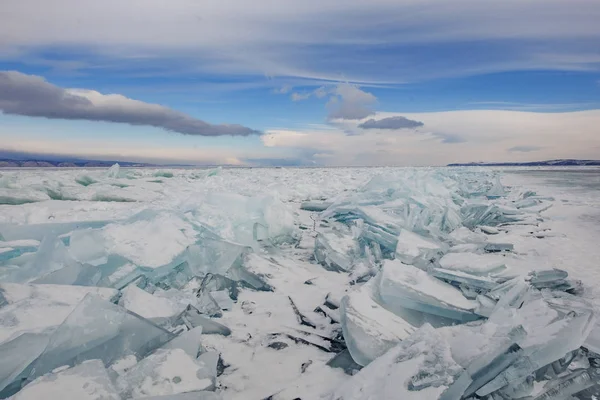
[477,311,596,396]
[0,241,39,263]
[0,188,50,205]
[197,273,239,301]
[25,294,176,384]
[141,392,221,400]
[106,163,120,178]
[484,243,514,253]
[394,229,444,269]
[209,291,233,311]
[376,260,480,322]
[116,348,215,398]
[75,174,97,186]
[479,226,500,235]
[11,359,120,400]
[119,285,183,319]
[486,176,506,199]
[0,220,110,241]
[528,269,569,289]
[449,227,488,244]
[340,283,415,366]
[175,305,231,336]
[462,202,521,229]
[0,333,49,395]
[431,268,498,291]
[300,201,333,212]
[331,324,460,399]
[0,283,117,344]
[326,349,363,375]
[359,224,399,253]
[314,231,356,272]
[438,252,507,276]
[531,368,600,400]
[162,327,204,359]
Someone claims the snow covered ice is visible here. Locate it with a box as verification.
[1,165,600,399]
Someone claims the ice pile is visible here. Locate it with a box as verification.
[1,166,598,399]
[311,170,598,399]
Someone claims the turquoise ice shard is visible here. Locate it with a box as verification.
[339,283,415,366]
[376,260,480,322]
[175,305,232,336]
[314,231,356,272]
[394,229,444,269]
[477,311,596,396]
[431,268,498,291]
[484,243,514,253]
[141,392,221,400]
[531,368,600,400]
[300,201,332,212]
[0,220,110,241]
[331,324,460,399]
[11,359,120,400]
[162,327,204,358]
[0,333,49,395]
[528,269,569,289]
[116,348,215,398]
[25,294,176,383]
[486,177,506,199]
[106,163,120,178]
[438,252,506,275]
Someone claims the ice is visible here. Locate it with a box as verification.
[0,283,117,343]
[106,163,120,178]
[394,229,444,269]
[531,368,600,399]
[119,285,183,319]
[331,324,461,399]
[314,231,357,272]
[484,243,514,253]
[11,359,120,400]
[0,188,50,205]
[339,283,415,366]
[175,305,232,336]
[431,267,498,291]
[0,333,49,395]
[300,201,332,212]
[438,252,507,275]
[376,260,480,322]
[117,348,215,398]
[0,167,599,398]
[24,294,176,383]
[141,393,221,400]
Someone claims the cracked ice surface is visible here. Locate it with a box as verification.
[0,166,599,399]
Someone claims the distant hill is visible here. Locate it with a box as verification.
[448,159,600,167]
[0,158,165,168]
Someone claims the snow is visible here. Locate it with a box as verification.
[1,166,599,399]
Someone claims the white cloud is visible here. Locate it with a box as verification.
[327,83,377,120]
[2,0,599,82]
[262,109,600,166]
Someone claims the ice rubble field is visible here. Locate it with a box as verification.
[1,165,600,400]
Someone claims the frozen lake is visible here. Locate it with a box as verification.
[1,166,599,399]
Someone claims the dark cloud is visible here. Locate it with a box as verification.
[0,71,259,136]
[508,145,543,152]
[358,116,424,130]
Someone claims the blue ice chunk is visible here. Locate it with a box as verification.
[532,368,600,400]
[484,243,514,253]
[0,221,110,241]
[300,201,333,212]
[431,268,498,291]
[0,333,49,395]
[395,229,444,269]
[528,269,569,289]
[486,177,506,199]
[477,311,596,396]
[24,294,176,384]
[314,232,355,272]
[175,305,231,336]
[376,260,481,322]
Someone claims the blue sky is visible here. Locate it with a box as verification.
[1,0,600,166]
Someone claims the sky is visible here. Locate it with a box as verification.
[1,0,600,166]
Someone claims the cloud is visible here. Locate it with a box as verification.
[261,110,600,166]
[0,71,259,136]
[327,83,377,120]
[358,116,424,130]
[291,92,312,101]
[508,145,543,152]
[273,85,292,94]
[290,86,328,101]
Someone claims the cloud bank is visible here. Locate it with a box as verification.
[0,71,259,136]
